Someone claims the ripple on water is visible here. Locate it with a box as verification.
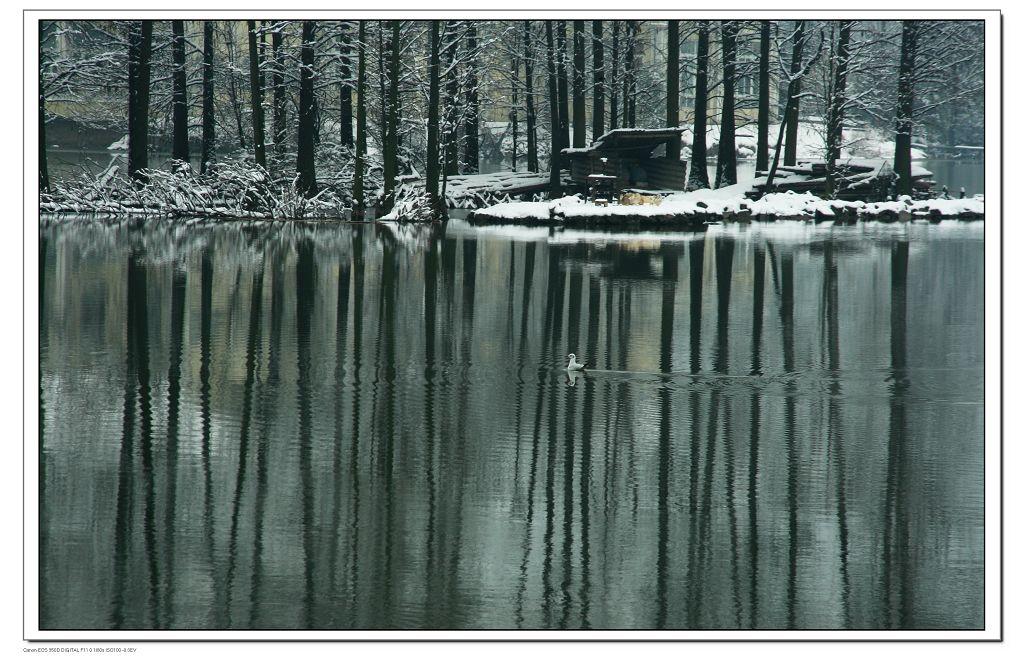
[38,217,985,630]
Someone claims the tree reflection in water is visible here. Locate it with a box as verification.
[38,218,984,630]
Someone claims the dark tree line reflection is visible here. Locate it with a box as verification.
[39,219,984,630]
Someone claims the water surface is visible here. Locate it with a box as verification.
[39,217,984,630]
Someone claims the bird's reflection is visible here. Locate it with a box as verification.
[565,370,580,387]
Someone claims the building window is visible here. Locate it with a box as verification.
[737,71,757,99]
[681,38,697,107]
[736,51,758,100]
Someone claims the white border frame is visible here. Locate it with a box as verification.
[21,6,1002,643]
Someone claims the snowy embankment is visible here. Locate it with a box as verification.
[40,162,350,219]
[471,187,984,226]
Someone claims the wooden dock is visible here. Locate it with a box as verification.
[440,171,571,209]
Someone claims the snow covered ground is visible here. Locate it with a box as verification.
[107,135,128,151]
[691,119,930,162]
[473,187,984,224]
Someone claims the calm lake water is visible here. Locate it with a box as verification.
[39,217,984,630]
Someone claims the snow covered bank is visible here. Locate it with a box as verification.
[470,189,984,226]
[40,162,350,220]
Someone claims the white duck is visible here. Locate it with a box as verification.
[566,353,588,371]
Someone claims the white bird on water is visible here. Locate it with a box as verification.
[566,353,588,371]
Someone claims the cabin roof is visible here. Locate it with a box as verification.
[562,127,688,159]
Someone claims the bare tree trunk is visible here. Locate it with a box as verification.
[572,20,587,147]
[610,21,619,129]
[768,29,825,193]
[426,20,442,212]
[686,21,710,190]
[756,20,771,173]
[339,22,353,148]
[666,20,679,159]
[783,21,805,167]
[378,23,387,173]
[443,21,460,176]
[511,42,519,171]
[39,86,49,192]
[128,20,153,182]
[353,20,367,218]
[825,21,852,197]
[39,21,49,192]
[524,22,538,172]
[894,20,918,197]
[592,20,605,140]
[247,21,267,169]
[201,21,216,173]
[716,21,738,188]
[625,21,637,126]
[271,26,286,156]
[556,21,570,152]
[464,24,480,173]
[382,20,401,210]
[296,21,318,197]
[765,94,793,193]
[222,24,247,150]
[171,20,189,163]
[545,21,561,197]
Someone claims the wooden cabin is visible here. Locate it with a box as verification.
[561,128,689,194]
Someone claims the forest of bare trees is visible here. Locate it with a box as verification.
[39,19,984,219]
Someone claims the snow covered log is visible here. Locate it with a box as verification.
[749,159,934,201]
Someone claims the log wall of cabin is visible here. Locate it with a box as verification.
[568,152,688,191]
[643,157,687,190]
